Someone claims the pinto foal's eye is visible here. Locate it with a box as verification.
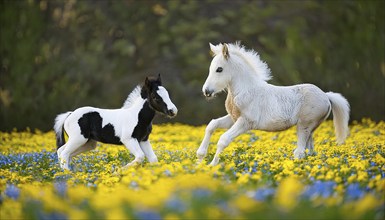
[152,94,161,102]
[216,67,223,73]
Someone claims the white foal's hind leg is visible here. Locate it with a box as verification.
[306,135,316,156]
[140,140,158,163]
[122,138,145,168]
[294,125,311,159]
[58,136,88,170]
[295,118,324,159]
[210,117,248,166]
[197,115,233,162]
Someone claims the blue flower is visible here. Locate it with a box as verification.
[346,183,364,200]
[164,169,172,177]
[135,210,162,220]
[38,211,67,220]
[166,197,186,212]
[5,184,20,200]
[192,188,212,199]
[252,187,275,201]
[130,181,139,189]
[303,180,336,199]
[54,181,67,198]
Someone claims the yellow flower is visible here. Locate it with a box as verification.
[1,120,384,218]
[164,213,180,220]
[236,173,250,185]
[231,195,261,213]
[275,177,303,211]
[0,199,23,219]
[354,194,381,215]
[105,207,128,220]
[68,209,88,219]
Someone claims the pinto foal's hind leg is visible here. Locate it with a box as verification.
[70,140,97,159]
[57,146,66,162]
[197,115,233,162]
[58,137,88,170]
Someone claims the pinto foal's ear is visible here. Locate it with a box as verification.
[157,73,162,84]
[145,76,151,88]
[222,43,230,60]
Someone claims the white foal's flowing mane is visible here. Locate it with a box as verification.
[122,85,142,108]
[228,42,272,81]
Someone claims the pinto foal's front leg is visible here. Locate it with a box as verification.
[122,138,145,168]
[209,117,249,166]
[197,115,233,163]
[140,140,158,163]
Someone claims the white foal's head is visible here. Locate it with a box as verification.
[202,43,233,98]
[202,42,272,98]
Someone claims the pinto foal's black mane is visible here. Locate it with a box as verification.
[131,76,162,142]
[122,76,162,108]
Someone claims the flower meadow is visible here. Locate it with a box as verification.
[0,119,384,219]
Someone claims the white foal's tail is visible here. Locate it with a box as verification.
[54,112,71,149]
[326,92,350,144]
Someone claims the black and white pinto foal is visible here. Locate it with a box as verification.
[54,75,177,170]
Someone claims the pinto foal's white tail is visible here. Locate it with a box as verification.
[326,92,350,144]
[54,112,71,149]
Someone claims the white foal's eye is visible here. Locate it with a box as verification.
[216,67,223,73]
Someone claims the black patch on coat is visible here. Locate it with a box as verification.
[132,102,155,141]
[78,112,122,145]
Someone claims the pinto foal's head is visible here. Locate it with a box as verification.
[143,74,178,117]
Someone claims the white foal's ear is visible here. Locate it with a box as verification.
[209,43,217,57]
[222,43,230,60]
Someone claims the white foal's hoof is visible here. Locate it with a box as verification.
[209,161,217,166]
[196,158,204,165]
[293,149,306,159]
[196,147,207,160]
[209,157,220,166]
[307,150,317,156]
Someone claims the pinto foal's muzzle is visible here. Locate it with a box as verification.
[167,108,177,117]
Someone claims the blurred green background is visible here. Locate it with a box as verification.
[0,0,384,131]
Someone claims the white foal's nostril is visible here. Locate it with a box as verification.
[203,89,214,97]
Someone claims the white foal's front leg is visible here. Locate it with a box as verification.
[140,140,158,163]
[210,117,249,166]
[122,138,145,168]
[197,115,233,163]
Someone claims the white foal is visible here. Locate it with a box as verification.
[197,42,350,166]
